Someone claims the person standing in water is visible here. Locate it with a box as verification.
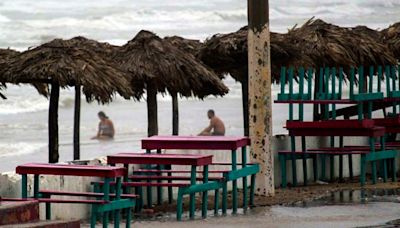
[198,109,225,136]
[91,111,115,140]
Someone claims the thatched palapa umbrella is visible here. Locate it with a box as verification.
[199,26,314,135]
[382,22,400,61]
[1,38,138,163]
[115,30,228,136]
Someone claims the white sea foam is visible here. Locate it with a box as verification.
[0,142,46,158]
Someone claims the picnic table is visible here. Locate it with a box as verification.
[16,163,135,228]
[141,135,259,214]
[107,153,217,220]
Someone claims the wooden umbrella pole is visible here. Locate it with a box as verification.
[73,84,81,160]
[147,80,158,137]
[241,74,250,136]
[48,81,60,163]
[172,93,179,135]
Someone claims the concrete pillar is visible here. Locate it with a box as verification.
[247,0,274,196]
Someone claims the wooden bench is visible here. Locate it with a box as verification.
[107,153,221,220]
[16,163,134,228]
[141,136,256,215]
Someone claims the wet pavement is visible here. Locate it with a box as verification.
[84,189,400,228]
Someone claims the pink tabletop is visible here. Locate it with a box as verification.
[16,163,126,178]
[141,135,250,150]
[108,153,213,166]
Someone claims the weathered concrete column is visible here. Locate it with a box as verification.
[248,0,274,196]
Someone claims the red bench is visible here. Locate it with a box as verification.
[15,163,134,228]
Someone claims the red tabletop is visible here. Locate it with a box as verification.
[141,136,250,150]
[16,163,126,178]
[107,153,213,166]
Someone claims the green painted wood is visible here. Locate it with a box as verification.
[279,154,287,188]
[182,181,223,194]
[222,180,228,215]
[189,165,196,219]
[307,68,313,98]
[299,67,305,121]
[277,93,311,101]
[369,66,374,93]
[383,159,388,183]
[114,177,122,228]
[386,66,391,97]
[176,189,183,221]
[34,174,39,199]
[231,149,238,214]
[351,92,384,101]
[350,67,355,98]
[241,146,248,211]
[290,136,297,186]
[102,177,111,228]
[96,199,135,213]
[21,174,27,198]
[360,154,366,186]
[214,189,219,215]
[312,155,318,181]
[392,158,397,182]
[302,136,307,186]
[90,204,97,228]
[225,165,260,180]
[365,150,398,161]
[201,165,209,218]
[250,175,256,207]
[289,67,294,120]
[338,68,343,99]
[377,66,382,93]
[370,138,377,185]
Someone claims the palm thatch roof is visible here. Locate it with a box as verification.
[287,18,397,69]
[164,36,202,57]
[0,48,19,63]
[199,26,315,83]
[0,38,140,103]
[114,30,228,98]
[381,22,400,61]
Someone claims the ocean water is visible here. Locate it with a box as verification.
[0,0,399,172]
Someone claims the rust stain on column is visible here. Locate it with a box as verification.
[248,0,274,196]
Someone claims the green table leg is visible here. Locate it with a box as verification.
[330,156,335,181]
[177,188,184,221]
[157,149,163,205]
[21,174,28,198]
[231,149,238,215]
[114,177,122,228]
[168,172,173,204]
[90,205,97,228]
[383,159,388,183]
[360,154,366,186]
[222,179,227,216]
[339,155,343,181]
[290,136,297,186]
[392,158,397,182]
[241,146,248,211]
[214,189,219,215]
[33,174,39,198]
[189,165,196,219]
[125,207,132,228]
[103,177,111,228]
[279,154,287,188]
[146,149,153,208]
[301,136,307,186]
[370,138,377,184]
[45,202,51,220]
[321,154,326,181]
[201,165,209,218]
[348,154,353,180]
[312,155,318,182]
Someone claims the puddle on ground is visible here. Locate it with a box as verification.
[289,188,400,207]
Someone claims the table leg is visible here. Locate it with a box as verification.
[241,146,248,211]
[146,149,153,208]
[33,174,39,198]
[114,177,122,228]
[21,174,28,198]
[231,149,238,215]
[201,165,209,218]
[103,177,111,228]
[189,165,197,219]
[370,138,377,184]
[156,149,162,205]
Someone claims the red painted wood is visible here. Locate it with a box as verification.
[373,117,400,126]
[94,181,190,187]
[286,119,375,129]
[16,163,126,178]
[134,169,230,174]
[141,135,250,150]
[37,198,108,204]
[288,126,385,137]
[39,190,138,198]
[107,153,213,166]
[128,175,224,181]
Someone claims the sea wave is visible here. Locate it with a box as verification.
[0,142,46,158]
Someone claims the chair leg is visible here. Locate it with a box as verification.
[312,155,318,182]
[279,154,287,188]
[330,155,335,181]
[222,182,228,215]
[392,158,397,182]
[360,154,366,186]
[176,188,184,221]
[250,174,256,207]
[214,189,219,216]
[90,205,97,228]
[348,154,353,180]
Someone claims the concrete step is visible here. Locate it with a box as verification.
[0,201,39,225]
[0,219,80,228]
